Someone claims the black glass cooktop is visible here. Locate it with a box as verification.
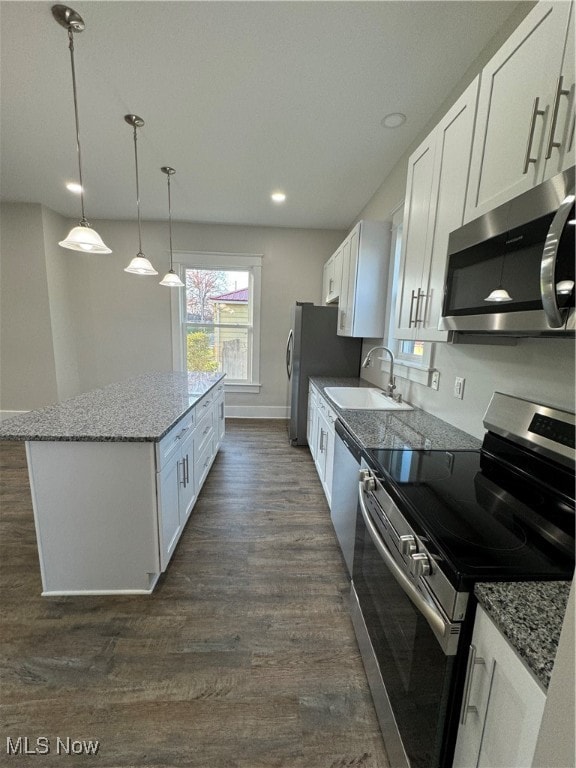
[364,442,575,589]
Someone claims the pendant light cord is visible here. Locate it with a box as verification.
[132,124,143,254]
[167,173,174,270]
[67,26,86,224]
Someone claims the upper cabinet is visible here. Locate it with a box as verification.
[396,78,479,342]
[465,1,575,223]
[323,246,343,305]
[337,220,391,337]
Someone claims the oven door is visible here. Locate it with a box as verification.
[351,476,463,768]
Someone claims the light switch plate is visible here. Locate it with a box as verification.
[453,377,465,399]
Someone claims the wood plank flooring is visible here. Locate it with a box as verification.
[0,420,389,767]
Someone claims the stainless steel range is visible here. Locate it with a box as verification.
[350,392,575,768]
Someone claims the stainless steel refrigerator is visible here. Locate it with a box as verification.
[286,303,362,445]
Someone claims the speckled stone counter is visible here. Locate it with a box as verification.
[474,581,571,689]
[310,376,481,450]
[0,371,225,442]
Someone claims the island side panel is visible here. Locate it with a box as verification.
[26,440,161,595]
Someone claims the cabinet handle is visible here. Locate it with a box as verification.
[178,460,186,487]
[460,644,486,725]
[409,289,418,328]
[523,97,545,174]
[339,311,345,330]
[568,112,575,153]
[545,76,571,159]
[319,429,325,453]
[185,454,190,486]
[220,402,224,419]
[415,289,427,326]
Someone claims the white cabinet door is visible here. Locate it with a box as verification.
[322,257,333,305]
[178,427,196,524]
[157,455,182,570]
[396,79,478,342]
[418,78,479,341]
[453,605,546,768]
[314,408,329,485]
[307,385,319,458]
[465,1,572,223]
[337,221,390,338]
[543,2,575,179]
[395,137,437,339]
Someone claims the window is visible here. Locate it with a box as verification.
[171,253,262,391]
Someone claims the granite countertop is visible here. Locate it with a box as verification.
[475,581,571,690]
[0,371,225,442]
[310,376,481,451]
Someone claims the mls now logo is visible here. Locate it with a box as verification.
[6,736,100,756]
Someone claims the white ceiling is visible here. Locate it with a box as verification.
[1,1,521,230]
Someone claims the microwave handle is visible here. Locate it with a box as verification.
[540,189,575,328]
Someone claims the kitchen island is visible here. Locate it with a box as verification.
[0,372,225,595]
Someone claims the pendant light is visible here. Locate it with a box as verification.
[52,5,111,254]
[124,115,158,275]
[484,254,513,302]
[159,167,184,287]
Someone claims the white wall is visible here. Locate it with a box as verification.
[0,202,344,415]
[0,203,59,410]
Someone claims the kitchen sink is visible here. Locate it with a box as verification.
[324,387,413,411]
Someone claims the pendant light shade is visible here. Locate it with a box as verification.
[58,223,111,253]
[159,166,184,288]
[124,114,157,275]
[484,287,513,302]
[52,5,111,255]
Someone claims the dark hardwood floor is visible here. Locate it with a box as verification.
[0,420,389,767]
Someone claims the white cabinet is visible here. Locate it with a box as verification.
[396,78,479,342]
[337,220,391,338]
[213,380,226,450]
[156,413,195,569]
[308,385,337,507]
[323,247,343,305]
[453,604,546,768]
[465,1,574,223]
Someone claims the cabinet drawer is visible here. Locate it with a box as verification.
[195,408,214,456]
[155,410,194,470]
[195,390,215,419]
[195,435,214,494]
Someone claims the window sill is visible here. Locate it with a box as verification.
[225,382,261,394]
[379,360,434,387]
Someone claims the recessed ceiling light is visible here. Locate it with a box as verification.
[381,112,407,129]
[66,182,83,194]
[271,191,286,203]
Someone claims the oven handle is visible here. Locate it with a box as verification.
[540,189,575,328]
[358,483,449,643]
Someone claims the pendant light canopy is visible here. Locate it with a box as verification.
[52,5,111,254]
[159,167,184,288]
[124,114,158,275]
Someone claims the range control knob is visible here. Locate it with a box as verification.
[409,552,431,578]
[359,469,376,491]
[399,534,417,556]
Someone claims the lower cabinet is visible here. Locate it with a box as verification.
[453,604,546,768]
[156,384,225,571]
[308,385,336,507]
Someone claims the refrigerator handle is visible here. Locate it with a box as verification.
[286,329,293,380]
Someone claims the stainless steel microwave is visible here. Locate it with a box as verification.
[439,167,575,337]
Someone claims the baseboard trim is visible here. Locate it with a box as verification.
[225,405,289,419]
[0,410,27,422]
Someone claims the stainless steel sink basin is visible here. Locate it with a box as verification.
[324,387,413,411]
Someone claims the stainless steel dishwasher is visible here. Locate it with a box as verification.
[331,420,363,576]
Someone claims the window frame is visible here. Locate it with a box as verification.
[170,251,262,393]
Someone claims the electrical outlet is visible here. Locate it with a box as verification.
[453,376,465,399]
[431,370,440,390]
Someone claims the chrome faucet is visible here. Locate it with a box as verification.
[361,345,401,401]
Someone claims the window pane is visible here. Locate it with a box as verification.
[400,340,425,357]
[184,267,251,381]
